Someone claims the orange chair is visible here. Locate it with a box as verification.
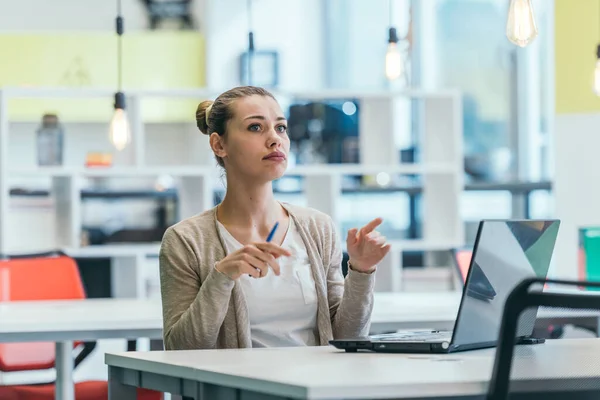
[0,250,160,400]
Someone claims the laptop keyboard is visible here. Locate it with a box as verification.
[371,330,452,342]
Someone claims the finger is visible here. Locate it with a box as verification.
[240,261,261,278]
[253,242,292,257]
[379,243,392,257]
[242,245,281,276]
[346,228,358,246]
[365,231,382,240]
[242,254,269,277]
[359,229,381,246]
[249,247,281,276]
[360,218,383,236]
[369,235,387,247]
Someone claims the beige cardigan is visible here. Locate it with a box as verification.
[158,203,376,350]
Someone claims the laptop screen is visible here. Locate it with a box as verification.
[450,219,560,350]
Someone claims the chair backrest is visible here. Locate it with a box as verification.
[0,252,86,372]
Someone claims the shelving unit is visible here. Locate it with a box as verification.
[0,86,464,293]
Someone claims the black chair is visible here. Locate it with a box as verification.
[488,278,600,400]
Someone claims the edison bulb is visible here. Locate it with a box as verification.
[506,0,538,47]
[385,42,403,81]
[109,108,131,151]
[594,59,600,96]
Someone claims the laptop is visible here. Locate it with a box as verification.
[330,219,561,354]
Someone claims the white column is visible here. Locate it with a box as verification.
[178,174,214,220]
[541,0,556,181]
[421,95,464,246]
[129,94,145,167]
[53,175,81,248]
[305,174,341,226]
[111,253,146,298]
[553,114,600,280]
[414,0,439,90]
[374,247,402,292]
[515,36,542,182]
[0,91,8,254]
[359,97,398,165]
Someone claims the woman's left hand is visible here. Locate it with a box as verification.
[346,218,391,273]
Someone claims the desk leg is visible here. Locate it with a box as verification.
[55,341,74,400]
[108,366,137,399]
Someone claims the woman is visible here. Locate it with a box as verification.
[159,86,391,350]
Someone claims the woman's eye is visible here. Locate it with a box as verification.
[248,124,261,132]
[276,125,288,133]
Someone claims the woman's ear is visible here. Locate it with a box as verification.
[209,132,227,159]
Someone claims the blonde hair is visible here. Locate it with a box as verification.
[204,102,213,124]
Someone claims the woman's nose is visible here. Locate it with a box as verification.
[267,128,281,147]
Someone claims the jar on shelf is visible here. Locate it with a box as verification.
[36,113,64,166]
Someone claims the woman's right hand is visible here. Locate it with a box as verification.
[215,243,292,280]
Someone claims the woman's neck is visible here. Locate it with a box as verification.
[218,175,285,230]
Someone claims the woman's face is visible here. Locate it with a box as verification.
[211,95,290,182]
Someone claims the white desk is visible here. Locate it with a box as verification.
[0,298,163,400]
[2,292,599,400]
[105,338,600,399]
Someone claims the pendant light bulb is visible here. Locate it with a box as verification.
[594,45,600,96]
[385,27,402,81]
[506,0,538,48]
[109,92,131,151]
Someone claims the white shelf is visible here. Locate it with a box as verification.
[9,166,213,178]
[287,163,458,176]
[64,243,161,258]
[0,86,214,100]
[276,88,462,101]
[0,86,460,101]
[10,163,458,179]
[390,239,462,251]
[1,87,116,99]
[0,86,465,294]
[63,239,455,261]
[342,239,461,253]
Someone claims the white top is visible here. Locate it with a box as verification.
[217,218,319,348]
[106,338,600,399]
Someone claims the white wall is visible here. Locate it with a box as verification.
[553,113,600,280]
[325,0,411,90]
[0,0,204,32]
[204,0,326,91]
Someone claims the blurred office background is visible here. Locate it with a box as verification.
[3,0,600,385]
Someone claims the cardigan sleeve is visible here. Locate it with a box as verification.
[159,226,235,350]
[325,217,377,338]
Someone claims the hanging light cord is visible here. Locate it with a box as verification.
[388,0,398,44]
[246,0,254,85]
[116,0,124,92]
[247,0,254,52]
[598,0,600,57]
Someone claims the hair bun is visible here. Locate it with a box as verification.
[195,100,214,135]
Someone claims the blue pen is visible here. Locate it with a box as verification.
[266,222,279,242]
